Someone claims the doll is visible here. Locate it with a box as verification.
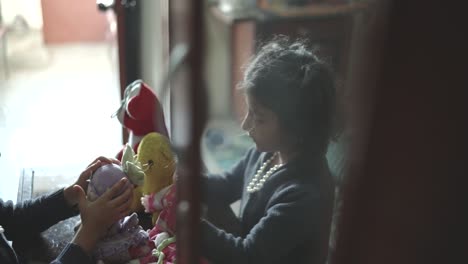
[87,145,151,263]
[133,183,209,264]
[134,132,175,224]
[127,184,177,264]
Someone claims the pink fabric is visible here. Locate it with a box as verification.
[140,185,177,264]
[135,185,208,264]
[153,185,177,235]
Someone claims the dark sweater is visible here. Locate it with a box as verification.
[201,148,335,264]
[0,189,92,264]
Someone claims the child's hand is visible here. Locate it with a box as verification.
[64,156,121,207]
[71,178,133,254]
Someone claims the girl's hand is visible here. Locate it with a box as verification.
[64,156,121,207]
[71,178,133,254]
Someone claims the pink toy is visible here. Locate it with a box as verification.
[129,184,177,264]
[128,183,208,264]
[114,80,169,161]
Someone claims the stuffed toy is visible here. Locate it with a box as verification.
[87,145,144,201]
[128,183,177,264]
[131,183,209,264]
[86,145,151,263]
[133,132,176,224]
[125,134,178,264]
[114,79,169,161]
[145,184,177,263]
[124,142,208,264]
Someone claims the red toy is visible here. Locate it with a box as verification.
[114,80,169,160]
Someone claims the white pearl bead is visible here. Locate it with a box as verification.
[247,153,284,193]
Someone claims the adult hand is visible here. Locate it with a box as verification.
[71,178,133,255]
[64,156,120,207]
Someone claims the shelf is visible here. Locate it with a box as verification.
[210,5,267,25]
[262,2,371,18]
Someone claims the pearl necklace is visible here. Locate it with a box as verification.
[246,153,283,193]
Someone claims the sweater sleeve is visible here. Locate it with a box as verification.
[201,148,255,206]
[50,243,93,264]
[200,184,320,264]
[0,188,79,241]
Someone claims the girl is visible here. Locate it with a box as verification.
[200,38,337,264]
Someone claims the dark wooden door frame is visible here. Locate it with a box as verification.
[332,1,468,263]
[169,1,206,264]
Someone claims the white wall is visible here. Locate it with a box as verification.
[140,0,171,130]
[140,0,164,90]
[204,3,231,119]
[2,0,43,29]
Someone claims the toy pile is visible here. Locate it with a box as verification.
[91,80,179,264]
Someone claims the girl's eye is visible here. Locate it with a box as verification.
[253,115,264,123]
[247,108,264,123]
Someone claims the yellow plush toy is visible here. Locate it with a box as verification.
[132,132,176,224]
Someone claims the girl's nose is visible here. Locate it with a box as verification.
[241,114,250,131]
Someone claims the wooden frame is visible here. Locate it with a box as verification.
[169,1,206,263]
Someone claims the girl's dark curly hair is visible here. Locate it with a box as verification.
[240,36,337,157]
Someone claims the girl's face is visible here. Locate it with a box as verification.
[241,95,284,152]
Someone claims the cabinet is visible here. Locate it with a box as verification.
[210,2,370,121]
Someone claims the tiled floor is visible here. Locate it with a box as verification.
[0,29,122,202]
[201,119,253,173]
